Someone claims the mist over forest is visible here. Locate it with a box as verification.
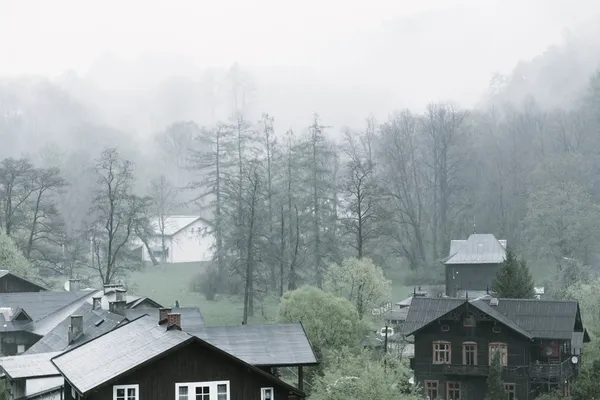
[2,1,600,302]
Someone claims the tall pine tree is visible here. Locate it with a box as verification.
[492,249,535,298]
[485,351,506,400]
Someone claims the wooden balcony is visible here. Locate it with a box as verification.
[529,360,574,381]
[411,360,490,376]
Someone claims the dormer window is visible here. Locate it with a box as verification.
[463,313,476,327]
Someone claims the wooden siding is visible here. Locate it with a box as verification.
[0,331,40,356]
[413,305,531,399]
[445,263,500,296]
[64,340,299,400]
[0,275,46,293]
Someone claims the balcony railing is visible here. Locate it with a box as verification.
[410,358,574,380]
[529,359,574,380]
[410,361,490,376]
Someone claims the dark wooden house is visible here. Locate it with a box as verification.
[403,297,589,400]
[0,289,100,356]
[0,270,48,293]
[443,234,507,297]
[52,313,314,400]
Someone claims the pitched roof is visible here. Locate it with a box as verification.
[96,291,163,310]
[0,351,62,379]
[149,215,203,236]
[51,316,305,397]
[481,298,580,339]
[0,290,99,333]
[0,270,48,291]
[402,297,584,340]
[191,323,318,366]
[51,315,191,394]
[30,290,102,336]
[401,297,465,336]
[125,307,205,331]
[445,234,507,265]
[24,303,125,355]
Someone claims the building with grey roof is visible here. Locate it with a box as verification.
[403,296,589,400]
[0,351,63,399]
[0,289,100,356]
[190,323,318,367]
[52,314,310,399]
[443,233,507,296]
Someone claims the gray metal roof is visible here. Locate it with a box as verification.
[30,290,102,336]
[51,315,191,394]
[401,297,465,336]
[191,323,318,366]
[402,297,583,341]
[125,307,205,331]
[395,296,413,308]
[484,298,580,339]
[385,308,409,322]
[445,234,507,265]
[0,351,62,379]
[469,300,533,339]
[52,316,306,397]
[25,303,125,355]
[0,291,96,323]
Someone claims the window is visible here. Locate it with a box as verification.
[176,381,229,400]
[504,383,516,400]
[446,381,461,400]
[424,380,438,399]
[462,342,477,365]
[433,341,451,364]
[489,342,508,366]
[463,313,476,327]
[17,344,25,354]
[113,385,139,400]
[261,387,274,400]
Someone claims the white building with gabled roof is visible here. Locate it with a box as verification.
[135,215,214,264]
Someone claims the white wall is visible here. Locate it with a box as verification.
[25,376,63,397]
[170,219,214,263]
[141,219,214,263]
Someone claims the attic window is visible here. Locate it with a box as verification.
[463,314,476,327]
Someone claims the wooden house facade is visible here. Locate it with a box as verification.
[404,297,589,400]
[52,314,314,400]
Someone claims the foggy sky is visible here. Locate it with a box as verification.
[1,0,600,109]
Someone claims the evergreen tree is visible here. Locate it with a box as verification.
[485,351,506,400]
[492,249,535,298]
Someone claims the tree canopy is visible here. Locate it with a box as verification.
[277,286,362,358]
[323,257,391,319]
[0,231,33,279]
[485,351,506,400]
[492,250,535,298]
[309,348,420,400]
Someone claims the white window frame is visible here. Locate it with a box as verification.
[16,344,25,354]
[261,387,274,400]
[175,381,230,400]
[113,384,139,400]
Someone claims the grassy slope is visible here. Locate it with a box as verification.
[128,262,411,326]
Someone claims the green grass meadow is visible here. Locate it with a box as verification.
[128,262,412,326]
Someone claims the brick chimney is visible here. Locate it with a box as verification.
[108,300,126,316]
[92,296,102,311]
[115,288,127,302]
[159,308,172,324]
[68,278,81,292]
[166,313,181,331]
[68,315,83,344]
